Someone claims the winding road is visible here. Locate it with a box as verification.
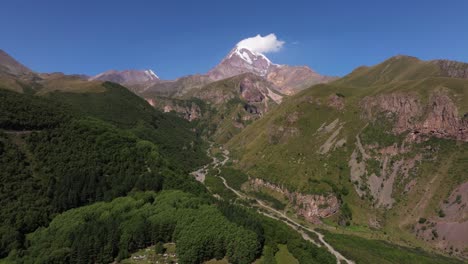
[196,146,354,264]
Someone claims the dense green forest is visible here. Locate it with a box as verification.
[9,191,257,264]
[0,88,209,259]
[0,87,333,264]
[0,89,69,130]
[45,82,210,172]
[5,191,334,264]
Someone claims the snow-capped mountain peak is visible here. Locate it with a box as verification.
[207,46,278,80]
[228,46,273,66]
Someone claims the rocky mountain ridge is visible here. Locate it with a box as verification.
[89,69,160,92]
[91,44,334,97]
[0,49,33,76]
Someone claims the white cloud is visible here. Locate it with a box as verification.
[236,33,285,54]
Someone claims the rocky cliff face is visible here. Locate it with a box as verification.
[193,73,282,114]
[146,98,201,121]
[432,60,468,79]
[361,91,468,141]
[250,178,339,224]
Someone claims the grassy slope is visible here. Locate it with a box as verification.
[275,244,299,264]
[321,230,462,264]
[226,56,468,258]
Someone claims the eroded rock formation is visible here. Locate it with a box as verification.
[250,178,339,224]
[361,91,468,141]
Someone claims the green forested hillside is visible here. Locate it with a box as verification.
[0,84,333,264]
[7,191,334,264]
[12,191,258,264]
[0,87,209,259]
[44,82,209,171]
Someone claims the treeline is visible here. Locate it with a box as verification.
[9,191,261,264]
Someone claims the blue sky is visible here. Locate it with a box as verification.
[1,0,468,79]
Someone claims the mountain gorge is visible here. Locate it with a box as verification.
[0,45,467,264]
[88,45,334,144]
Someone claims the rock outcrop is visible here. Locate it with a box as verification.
[415,181,468,258]
[327,94,345,110]
[432,59,468,79]
[348,133,422,208]
[361,91,468,141]
[250,178,339,223]
[146,98,201,121]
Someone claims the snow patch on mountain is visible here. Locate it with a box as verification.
[145,69,159,80]
[229,46,275,66]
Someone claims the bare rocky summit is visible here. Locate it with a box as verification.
[0,49,33,76]
[89,69,160,93]
[208,46,335,94]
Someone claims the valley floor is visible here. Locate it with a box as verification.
[197,145,354,264]
[196,144,465,264]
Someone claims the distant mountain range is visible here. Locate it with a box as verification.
[90,44,336,96]
[89,69,160,92]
